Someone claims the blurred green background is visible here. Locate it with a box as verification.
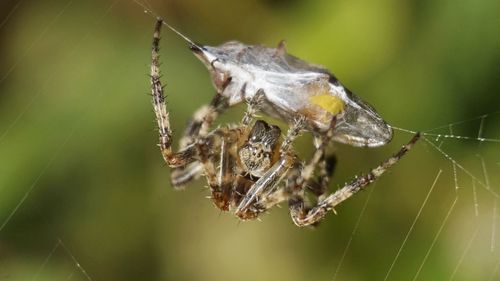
[0,0,499,280]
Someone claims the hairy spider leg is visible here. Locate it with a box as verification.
[242,188,292,220]
[151,18,232,187]
[298,118,337,196]
[151,19,200,167]
[171,94,229,188]
[289,133,421,227]
[188,128,240,211]
[282,131,337,221]
[170,163,204,187]
[212,134,236,210]
[295,146,337,198]
[313,154,337,197]
[280,117,306,153]
[235,118,306,218]
[235,155,295,219]
[241,89,265,126]
[232,176,259,219]
[249,162,304,214]
[178,94,229,148]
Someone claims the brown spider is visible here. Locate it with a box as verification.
[150,19,420,226]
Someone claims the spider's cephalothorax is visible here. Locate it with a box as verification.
[207,120,292,219]
[238,120,281,178]
[149,19,421,226]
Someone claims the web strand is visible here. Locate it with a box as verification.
[331,186,375,281]
[0,0,121,143]
[412,197,458,281]
[0,0,74,85]
[383,169,442,281]
[492,199,497,252]
[30,240,61,281]
[58,239,93,281]
[489,257,500,281]
[419,135,498,199]
[447,228,479,281]
[421,111,500,133]
[452,163,460,190]
[472,179,480,216]
[0,132,73,232]
[478,115,486,141]
[0,0,24,30]
[479,155,492,191]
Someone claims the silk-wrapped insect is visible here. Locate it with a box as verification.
[149,18,420,226]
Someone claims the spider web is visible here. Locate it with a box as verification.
[0,1,499,281]
[0,0,121,279]
[330,112,500,281]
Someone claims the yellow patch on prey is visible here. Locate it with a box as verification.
[309,94,345,115]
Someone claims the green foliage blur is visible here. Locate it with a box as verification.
[0,0,499,280]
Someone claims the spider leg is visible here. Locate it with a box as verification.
[152,18,229,186]
[170,162,204,188]
[152,19,225,169]
[232,175,260,219]
[280,116,306,152]
[297,150,337,198]
[242,188,290,220]
[298,119,337,196]
[255,163,303,211]
[235,154,295,219]
[151,19,195,167]
[210,135,235,211]
[170,94,229,188]
[235,119,306,218]
[189,128,238,211]
[311,154,337,197]
[179,94,229,148]
[239,163,301,220]
[241,89,265,125]
[298,136,327,186]
[281,153,335,226]
[289,133,421,227]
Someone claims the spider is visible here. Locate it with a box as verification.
[150,19,420,226]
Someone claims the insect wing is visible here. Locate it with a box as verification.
[275,51,394,147]
[330,82,393,147]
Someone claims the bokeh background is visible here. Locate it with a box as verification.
[1,0,499,280]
